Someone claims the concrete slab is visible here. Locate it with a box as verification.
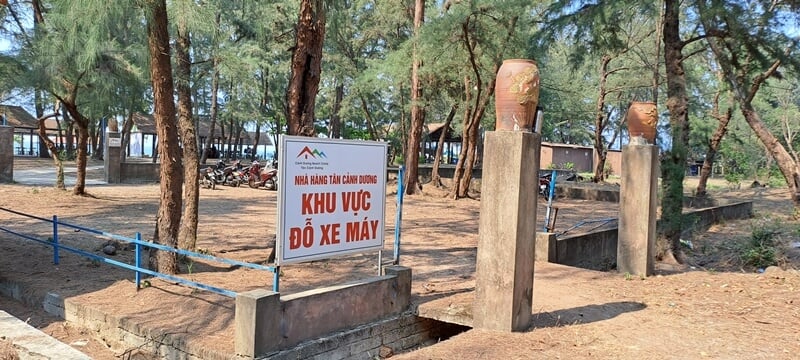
[417,262,618,329]
[12,166,107,186]
[0,310,91,360]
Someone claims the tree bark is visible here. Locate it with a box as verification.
[660,0,689,263]
[449,14,511,199]
[329,83,344,139]
[696,92,732,197]
[60,96,89,196]
[593,55,612,183]
[146,0,182,275]
[176,16,200,251]
[404,0,426,195]
[450,71,496,199]
[358,94,380,140]
[36,111,65,189]
[286,0,325,137]
[431,105,457,188]
[121,108,135,160]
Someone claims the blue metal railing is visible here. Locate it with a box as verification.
[394,166,405,265]
[0,207,279,297]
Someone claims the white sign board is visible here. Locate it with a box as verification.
[277,136,388,265]
[108,138,121,147]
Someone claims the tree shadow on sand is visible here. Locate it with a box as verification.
[530,301,647,330]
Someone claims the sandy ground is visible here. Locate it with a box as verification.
[0,158,799,359]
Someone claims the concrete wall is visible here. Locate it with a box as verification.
[555,184,620,202]
[540,146,553,169]
[553,228,618,270]
[551,146,593,172]
[677,201,753,236]
[236,266,412,357]
[537,202,754,271]
[120,162,160,183]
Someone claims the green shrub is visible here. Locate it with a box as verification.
[767,176,787,188]
[724,172,743,188]
[742,246,776,269]
[741,221,779,269]
[603,162,613,177]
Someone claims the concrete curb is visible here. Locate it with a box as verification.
[0,310,91,360]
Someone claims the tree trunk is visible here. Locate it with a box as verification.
[431,105,457,188]
[286,0,325,137]
[36,112,65,190]
[253,123,261,160]
[593,55,611,183]
[457,113,481,198]
[358,94,380,140]
[121,109,135,160]
[660,0,689,264]
[175,17,199,252]
[741,104,800,213]
[90,121,102,161]
[60,99,89,195]
[696,92,732,197]
[147,0,182,275]
[404,0,426,195]
[330,83,344,139]
[63,111,75,160]
[450,72,497,199]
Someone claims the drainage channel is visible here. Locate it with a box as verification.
[265,311,470,360]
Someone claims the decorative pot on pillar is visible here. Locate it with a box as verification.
[494,59,540,132]
[627,101,658,143]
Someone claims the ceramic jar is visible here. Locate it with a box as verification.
[494,59,540,132]
[627,101,658,143]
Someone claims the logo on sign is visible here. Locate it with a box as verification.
[297,146,327,159]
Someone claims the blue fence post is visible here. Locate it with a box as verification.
[543,170,558,232]
[52,215,59,265]
[135,232,142,290]
[273,266,280,293]
[394,166,405,265]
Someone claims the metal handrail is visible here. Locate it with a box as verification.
[0,206,278,297]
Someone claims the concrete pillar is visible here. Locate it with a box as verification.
[617,140,658,277]
[383,265,412,310]
[104,132,122,183]
[235,289,281,357]
[473,131,539,332]
[0,126,13,183]
[535,232,557,262]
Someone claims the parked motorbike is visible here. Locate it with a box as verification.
[211,160,242,187]
[229,160,248,185]
[247,160,278,190]
[539,173,552,200]
[199,167,216,189]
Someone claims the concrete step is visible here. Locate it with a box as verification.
[0,310,91,360]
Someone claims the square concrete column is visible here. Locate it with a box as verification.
[535,232,557,262]
[0,126,13,183]
[235,289,281,357]
[617,141,658,277]
[104,132,122,183]
[473,131,539,332]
